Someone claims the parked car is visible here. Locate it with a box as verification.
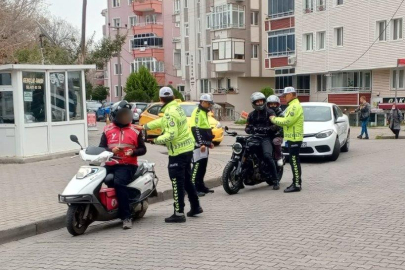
[130,102,149,123]
[86,101,102,112]
[96,102,114,121]
[281,102,350,161]
[139,101,224,145]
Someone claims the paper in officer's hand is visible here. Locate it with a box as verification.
[193,148,208,162]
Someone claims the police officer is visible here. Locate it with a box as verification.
[246,92,280,190]
[270,87,304,193]
[191,94,215,196]
[143,87,202,223]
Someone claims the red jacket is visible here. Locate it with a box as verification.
[100,123,146,166]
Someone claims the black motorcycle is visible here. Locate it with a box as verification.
[222,126,284,195]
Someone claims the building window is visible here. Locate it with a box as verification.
[134,57,164,73]
[392,69,405,90]
[210,4,245,30]
[177,85,185,93]
[317,74,327,92]
[317,31,326,50]
[335,27,343,46]
[200,79,210,94]
[304,0,314,13]
[206,14,211,29]
[114,63,122,75]
[336,0,343,5]
[50,72,67,122]
[303,33,313,51]
[331,71,372,91]
[212,40,245,60]
[392,18,403,40]
[269,0,294,19]
[68,71,84,121]
[112,18,121,27]
[23,72,46,123]
[206,46,211,61]
[268,28,295,57]
[317,0,326,11]
[377,20,387,41]
[112,0,120,8]
[132,33,163,48]
[114,86,123,97]
[185,52,190,66]
[275,76,293,91]
[174,51,181,69]
[198,50,202,64]
[128,0,134,4]
[251,11,259,26]
[174,0,180,14]
[252,44,259,58]
[129,16,137,27]
[184,0,188,8]
[185,23,189,37]
[0,91,14,124]
[0,73,11,85]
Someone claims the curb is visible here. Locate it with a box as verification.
[0,176,221,245]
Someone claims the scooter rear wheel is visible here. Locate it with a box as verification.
[133,199,149,219]
[66,204,90,236]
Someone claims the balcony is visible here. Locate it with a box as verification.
[213,88,239,95]
[275,89,310,96]
[133,22,163,36]
[303,7,314,14]
[132,48,164,62]
[133,0,162,14]
[317,4,326,11]
[153,72,165,85]
[213,61,246,74]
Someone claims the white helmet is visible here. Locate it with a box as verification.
[267,95,280,106]
[250,92,266,111]
[200,94,214,104]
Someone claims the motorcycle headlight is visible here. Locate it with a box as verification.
[232,142,243,154]
[216,122,222,129]
[315,130,334,139]
[76,168,98,179]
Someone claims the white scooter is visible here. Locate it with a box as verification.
[59,135,158,236]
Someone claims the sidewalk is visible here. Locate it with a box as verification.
[0,123,229,244]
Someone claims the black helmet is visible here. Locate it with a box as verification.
[110,100,132,126]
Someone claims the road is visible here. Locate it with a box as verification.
[1,137,405,269]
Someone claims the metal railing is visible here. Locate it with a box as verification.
[133,22,163,27]
[267,50,295,58]
[303,7,314,14]
[330,87,372,92]
[317,4,326,11]
[267,11,294,19]
[275,89,310,95]
[213,88,240,95]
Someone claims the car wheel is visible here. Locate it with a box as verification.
[341,130,350,153]
[329,138,341,161]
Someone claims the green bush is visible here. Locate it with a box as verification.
[260,87,274,98]
[234,119,247,125]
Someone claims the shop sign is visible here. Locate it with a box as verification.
[382,97,405,104]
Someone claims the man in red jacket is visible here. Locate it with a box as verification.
[99,101,147,229]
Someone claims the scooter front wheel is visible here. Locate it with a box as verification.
[66,204,90,236]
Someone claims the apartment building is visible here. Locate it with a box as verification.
[176,0,275,119]
[292,0,405,112]
[102,0,184,103]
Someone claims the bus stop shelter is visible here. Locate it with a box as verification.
[0,64,95,160]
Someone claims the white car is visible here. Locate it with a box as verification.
[282,102,350,161]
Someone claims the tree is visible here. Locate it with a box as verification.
[261,87,274,98]
[85,80,93,100]
[85,34,126,69]
[125,91,150,102]
[90,85,109,102]
[124,66,158,102]
[152,85,184,102]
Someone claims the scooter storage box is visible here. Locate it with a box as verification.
[99,188,119,211]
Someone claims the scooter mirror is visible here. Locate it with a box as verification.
[70,135,79,143]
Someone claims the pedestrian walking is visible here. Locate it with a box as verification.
[143,87,202,223]
[353,96,371,139]
[270,87,304,193]
[387,103,404,139]
[191,94,215,197]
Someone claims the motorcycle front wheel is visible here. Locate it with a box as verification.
[66,204,91,236]
[222,162,241,195]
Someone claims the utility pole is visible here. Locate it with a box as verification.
[108,22,127,101]
[80,0,87,64]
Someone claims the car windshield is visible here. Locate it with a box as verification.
[303,106,332,122]
[137,104,148,111]
[180,104,197,117]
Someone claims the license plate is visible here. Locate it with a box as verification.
[285,142,307,148]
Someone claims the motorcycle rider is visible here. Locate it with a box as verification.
[99,100,147,229]
[143,87,202,223]
[191,94,215,196]
[270,87,304,193]
[245,92,280,190]
[267,95,284,167]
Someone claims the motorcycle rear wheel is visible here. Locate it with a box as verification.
[66,204,91,236]
[222,162,241,195]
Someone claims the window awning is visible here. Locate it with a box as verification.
[378,103,405,110]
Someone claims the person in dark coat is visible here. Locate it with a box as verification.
[387,103,404,139]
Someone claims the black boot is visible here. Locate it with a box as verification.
[197,191,206,197]
[364,136,369,140]
[201,187,215,194]
[284,184,301,193]
[273,180,280,190]
[165,212,186,223]
[187,206,204,217]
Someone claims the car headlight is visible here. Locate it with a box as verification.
[216,122,222,129]
[76,168,98,179]
[315,130,334,139]
[232,142,243,154]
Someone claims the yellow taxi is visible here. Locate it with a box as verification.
[139,101,224,145]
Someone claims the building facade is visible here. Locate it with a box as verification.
[102,0,185,103]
